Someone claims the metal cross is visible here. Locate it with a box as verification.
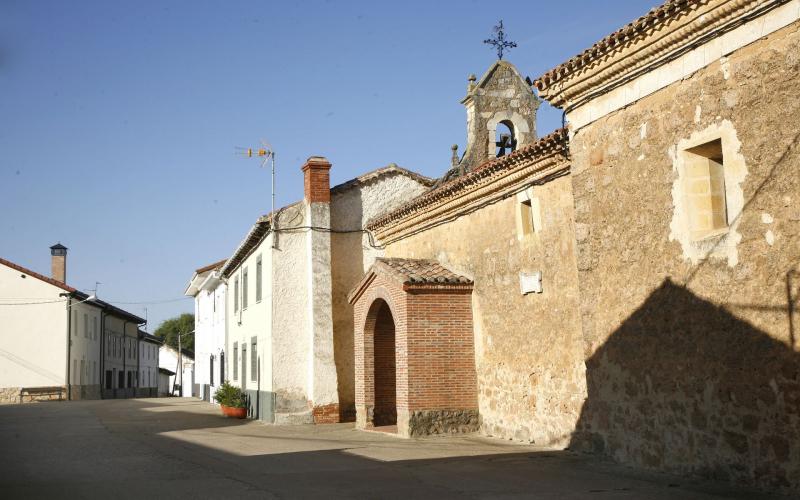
[484,20,516,60]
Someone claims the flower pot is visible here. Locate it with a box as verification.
[221,404,247,419]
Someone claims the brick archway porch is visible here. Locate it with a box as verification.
[348,258,479,437]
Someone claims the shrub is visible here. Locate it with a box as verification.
[213,381,247,408]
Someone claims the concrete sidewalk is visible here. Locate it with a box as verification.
[0,398,781,499]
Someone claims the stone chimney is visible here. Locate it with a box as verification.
[302,156,332,203]
[50,242,68,283]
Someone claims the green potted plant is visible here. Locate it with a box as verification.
[213,381,248,418]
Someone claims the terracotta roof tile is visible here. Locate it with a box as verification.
[534,0,697,94]
[367,128,568,231]
[194,259,227,275]
[0,256,76,293]
[374,258,472,285]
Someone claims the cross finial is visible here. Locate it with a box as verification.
[483,20,516,60]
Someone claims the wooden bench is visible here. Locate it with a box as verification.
[20,386,65,403]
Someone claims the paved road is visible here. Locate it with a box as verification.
[0,398,780,499]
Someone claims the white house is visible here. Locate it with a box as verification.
[220,159,432,423]
[158,344,195,398]
[0,244,146,403]
[184,259,226,404]
[138,330,161,397]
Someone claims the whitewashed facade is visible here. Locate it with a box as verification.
[184,260,226,403]
[158,344,195,398]
[220,160,432,423]
[0,245,145,403]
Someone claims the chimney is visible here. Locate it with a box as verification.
[301,156,331,203]
[50,242,68,283]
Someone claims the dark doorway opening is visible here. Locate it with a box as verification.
[372,300,397,428]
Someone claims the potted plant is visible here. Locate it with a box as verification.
[213,381,248,419]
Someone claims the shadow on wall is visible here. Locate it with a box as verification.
[570,278,800,493]
[330,188,365,423]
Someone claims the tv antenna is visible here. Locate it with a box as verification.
[236,140,277,226]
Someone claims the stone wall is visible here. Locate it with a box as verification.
[568,21,800,492]
[383,174,586,446]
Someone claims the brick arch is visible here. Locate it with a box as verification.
[349,258,479,437]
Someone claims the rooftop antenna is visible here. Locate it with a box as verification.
[236,140,277,238]
[90,281,102,298]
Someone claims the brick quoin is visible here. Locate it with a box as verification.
[302,156,331,203]
[312,403,340,424]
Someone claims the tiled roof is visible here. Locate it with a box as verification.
[367,128,569,231]
[375,258,472,285]
[0,256,145,323]
[534,0,698,94]
[195,259,226,275]
[0,256,76,293]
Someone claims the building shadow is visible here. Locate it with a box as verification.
[570,278,800,493]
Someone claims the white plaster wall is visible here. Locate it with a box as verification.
[226,233,274,395]
[103,316,140,389]
[306,201,337,408]
[195,281,226,396]
[138,340,159,388]
[158,345,194,397]
[271,210,312,414]
[69,301,103,387]
[0,263,67,388]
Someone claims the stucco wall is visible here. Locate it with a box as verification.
[568,21,800,492]
[195,281,226,399]
[383,174,586,446]
[0,264,67,389]
[330,173,431,419]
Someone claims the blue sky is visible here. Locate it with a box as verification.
[0,0,658,330]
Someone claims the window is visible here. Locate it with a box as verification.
[242,267,249,309]
[73,360,77,383]
[517,188,542,239]
[251,337,257,381]
[93,361,97,384]
[220,351,225,385]
[210,354,214,384]
[256,255,262,303]
[83,314,88,338]
[80,360,85,384]
[684,139,727,240]
[93,317,98,340]
[234,277,240,312]
[73,311,77,336]
[105,370,112,389]
[233,343,238,380]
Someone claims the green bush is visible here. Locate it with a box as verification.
[213,381,247,408]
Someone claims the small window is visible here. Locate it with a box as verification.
[83,314,88,338]
[93,317,98,340]
[234,277,240,312]
[233,343,238,381]
[73,311,78,336]
[242,267,249,309]
[684,139,727,240]
[256,255,263,303]
[251,337,257,381]
[517,189,542,239]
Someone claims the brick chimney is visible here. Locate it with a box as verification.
[302,156,331,203]
[50,242,68,283]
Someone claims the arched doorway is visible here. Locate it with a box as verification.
[370,299,397,427]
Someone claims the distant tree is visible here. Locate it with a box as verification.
[154,313,195,351]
